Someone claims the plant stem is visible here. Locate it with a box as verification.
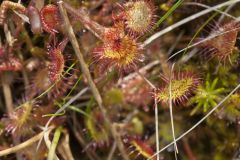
[57,2,129,160]
[154,89,160,160]
[57,130,75,160]
[158,50,171,76]
[107,142,117,160]
[1,73,13,113]
[136,69,156,89]
[182,138,197,160]
[0,129,51,157]
[169,63,178,159]
[48,126,63,160]
[72,113,100,160]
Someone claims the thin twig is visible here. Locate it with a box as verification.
[107,142,117,160]
[182,138,197,160]
[158,50,171,76]
[0,128,52,157]
[136,69,156,89]
[74,132,98,160]
[1,73,13,113]
[57,2,129,160]
[72,113,100,160]
[17,51,29,90]
[107,110,139,159]
[147,83,240,160]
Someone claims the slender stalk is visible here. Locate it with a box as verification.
[17,51,29,90]
[169,63,178,159]
[72,113,100,160]
[0,129,51,157]
[43,126,59,160]
[136,69,156,89]
[158,50,171,76]
[1,73,13,113]
[57,2,129,160]
[57,130,75,160]
[154,89,160,160]
[182,138,197,160]
[48,126,63,160]
[107,142,117,160]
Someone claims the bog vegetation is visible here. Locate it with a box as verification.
[0,0,239,160]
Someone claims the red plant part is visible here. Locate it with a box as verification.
[93,25,143,72]
[0,55,22,72]
[27,5,42,34]
[116,0,157,37]
[200,21,240,63]
[0,47,5,57]
[40,4,61,34]
[47,39,68,83]
[48,47,65,83]
[0,1,26,25]
[156,71,201,105]
[124,136,156,160]
[28,39,76,99]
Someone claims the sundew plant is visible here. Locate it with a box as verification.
[0,0,240,160]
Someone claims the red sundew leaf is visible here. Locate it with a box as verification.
[40,4,61,34]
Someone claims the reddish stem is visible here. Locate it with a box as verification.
[183,138,197,160]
